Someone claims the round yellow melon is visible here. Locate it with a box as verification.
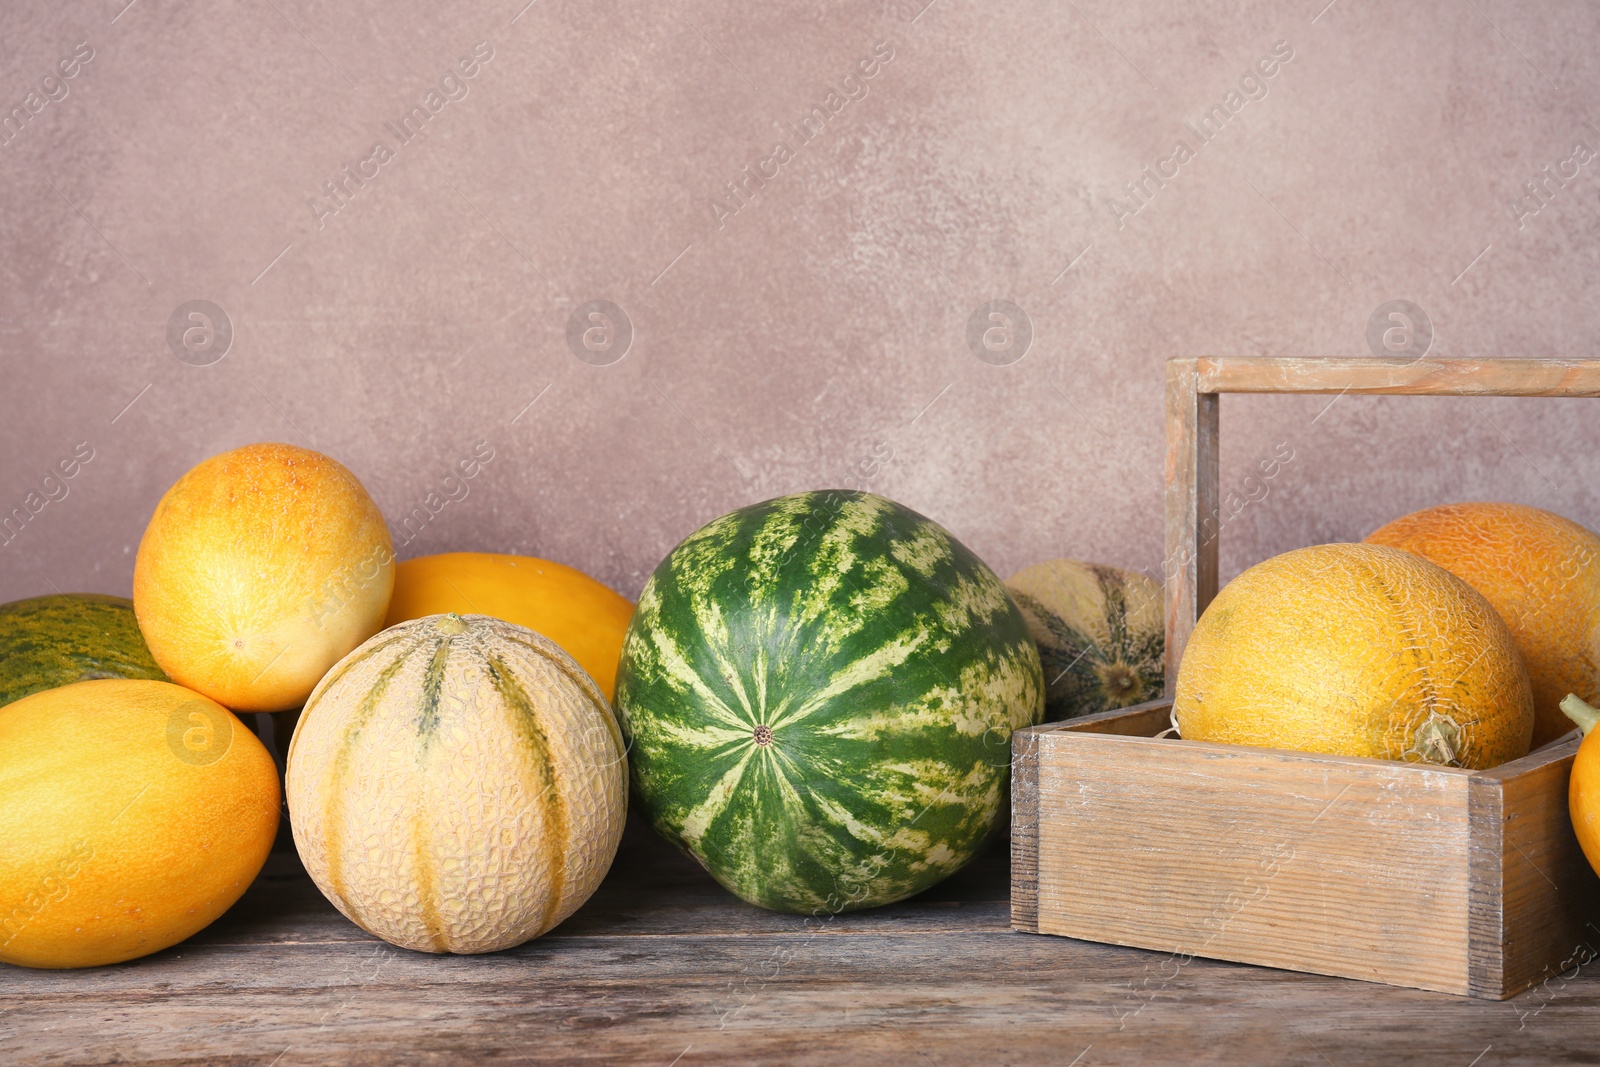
[1175,543,1534,768]
[1365,502,1600,747]
[286,614,627,954]
[384,552,633,700]
[0,679,280,968]
[134,442,394,712]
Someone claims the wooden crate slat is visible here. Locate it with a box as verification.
[1191,357,1600,396]
[1163,359,1218,691]
[1010,728,1041,933]
[1032,727,1475,993]
[1468,739,1600,997]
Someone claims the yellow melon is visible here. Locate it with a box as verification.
[1175,543,1534,768]
[134,442,394,712]
[285,614,627,954]
[384,552,633,700]
[0,680,279,968]
[1365,502,1600,747]
[1561,695,1600,879]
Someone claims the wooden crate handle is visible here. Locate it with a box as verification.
[1162,357,1600,693]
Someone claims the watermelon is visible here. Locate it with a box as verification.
[615,490,1043,914]
[1005,560,1164,721]
[0,593,168,708]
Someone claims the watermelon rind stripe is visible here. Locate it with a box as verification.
[616,490,1042,914]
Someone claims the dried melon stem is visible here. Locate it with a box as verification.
[1561,693,1600,737]
[1408,711,1462,767]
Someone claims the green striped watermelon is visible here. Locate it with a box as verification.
[615,491,1043,914]
[0,594,168,708]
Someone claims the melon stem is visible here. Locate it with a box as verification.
[1560,693,1600,737]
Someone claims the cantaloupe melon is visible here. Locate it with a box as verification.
[1006,559,1163,721]
[1560,694,1600,879]
[384,552,632,700]
[1366,502,1600,747]
[286,614,626,953]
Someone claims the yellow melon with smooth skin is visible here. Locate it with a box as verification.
[384,552,633,699]
[286,614,627,954]
[1561,694,1600,878]
[1365,502,1600,747]
[0,679,280,968]
[1175,543,1534,768]
[134,443,394,712]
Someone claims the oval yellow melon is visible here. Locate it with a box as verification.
[384,552,633,700]
[134,442,394,711]
[286,614,627,954]
[1175,543,1534,768]
[0,679,279,968]
[1365,502,1600,747]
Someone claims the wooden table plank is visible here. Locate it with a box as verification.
[3,816,1597,1066]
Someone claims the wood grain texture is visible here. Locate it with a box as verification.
[5,814,1600,1067]
[1016,702,1600,1000]
[1468,738,1600,998]
[1163,359,1218,692]
[1009,727,1040,933]
[1189,357,1600,396]
[1031,714,1477,994]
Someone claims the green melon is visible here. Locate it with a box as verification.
[1005,560,1163,721]
[615,490,1043,914]
[0,593,168,708]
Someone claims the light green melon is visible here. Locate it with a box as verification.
[1006,559,1163,721]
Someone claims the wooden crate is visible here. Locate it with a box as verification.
[1011,357,1600,998]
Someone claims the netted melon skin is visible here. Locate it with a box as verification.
[287,614,627,954]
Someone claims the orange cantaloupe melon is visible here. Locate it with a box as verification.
[1561,695,1600,879]
[1365,502,1600,747]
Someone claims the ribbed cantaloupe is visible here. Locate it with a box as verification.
[1175,543,1534,768]
[0,680,279,968]
[286,614,626,954]
[1366,502,1600,747]
[134,443,394,712]
[1006,559,1163,721]
[384,552,633,699]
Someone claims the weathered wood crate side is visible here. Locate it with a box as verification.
[1015,704,1474,993]
[1467,738,1600,997]
[1012,701,1172,933]
[1012,703,1600,998]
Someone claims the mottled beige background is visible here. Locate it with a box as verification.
[2,0,1598,605]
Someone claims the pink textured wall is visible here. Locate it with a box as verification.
[3,0,1598,604]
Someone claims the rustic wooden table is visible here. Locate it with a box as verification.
[3,815,1595,1066]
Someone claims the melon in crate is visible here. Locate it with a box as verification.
[285,614,627,954]
[1005,560,1163,721]
[615,490,1044,914]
